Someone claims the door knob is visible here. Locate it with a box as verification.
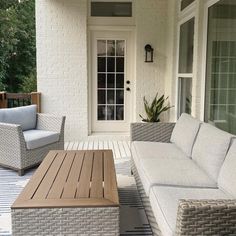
[126,87,131,91]
[126,80,130,84]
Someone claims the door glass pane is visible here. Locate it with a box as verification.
[178,78,192,116]
[97,39,126,121]
[91,2,132,17]
[178,18,195,73]
[205,0,236,135]
[181,0,195,11]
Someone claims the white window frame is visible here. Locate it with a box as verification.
[88,0,135,26]
[200,0,220,120]
[175,6,196,119]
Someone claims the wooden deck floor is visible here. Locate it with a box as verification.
[64,140,131,159]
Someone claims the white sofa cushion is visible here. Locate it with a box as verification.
[192,123,232,181]
[150,186,232,236]
[140,158,216,196]
[23,130,60,150]
[218,139,236,197]
[0,105,37,131]
[131,141,188,165]
[170,113,201,157]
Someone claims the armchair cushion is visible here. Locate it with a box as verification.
[149,186,232,236]
[0,105,37,131]
[192,123,233,181]
[23,129,60,150]
[170,113,201,157]
[140,158,217,196]
[218,139,236,197]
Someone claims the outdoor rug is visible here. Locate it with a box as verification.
[0,158,152,236]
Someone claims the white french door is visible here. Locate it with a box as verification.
[90,31,133,133]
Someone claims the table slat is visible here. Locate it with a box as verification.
[76,151,93,198]
[90,152,103,198]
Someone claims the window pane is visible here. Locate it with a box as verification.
[116,90,124,104]
[116,40,125,56]
[205,0,236,135]
[98,90,106,104]
[181,0,195,11]
[107,40,115,56]
[98,106,106,120]
[98,57,106,72]
[178,18,195,73]
[116,74,124,88]
[178,78,192,117]
[107,74,115,88]
[97,40,106,56]
[116,57,124,72]
[107,57,115,72]
[91,2,132,17]
[107,106,115,120]
[116,106,124,120]
[98,74,106,88]
[107,90,115,104]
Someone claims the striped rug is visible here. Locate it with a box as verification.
[0,158,152,236]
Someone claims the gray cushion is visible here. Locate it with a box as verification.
[140,158,217,196]
[170,113,201,157]
[23,130,60,150]
[218,139,236,197]
[131,141,188,165]
[149,186,232,236]
[0,105,37,131]
[192,123,233,181]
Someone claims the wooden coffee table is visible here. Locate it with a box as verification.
[11,150,119,236]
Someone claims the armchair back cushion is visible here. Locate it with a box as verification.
[0,105,37,131]
[218,139,236,197]
[170,113,201,157]
[192,123,232,181]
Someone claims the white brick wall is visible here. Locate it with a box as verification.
[134,0,168,121]
[36,0,88,141]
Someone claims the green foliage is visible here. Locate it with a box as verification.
[139,93,172,122]
[0,0,36,92]
[20,69,37,93]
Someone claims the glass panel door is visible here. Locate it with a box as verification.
[97,39,125,121]
[205,0,236,135]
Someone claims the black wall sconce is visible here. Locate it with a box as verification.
[145,44,154,63]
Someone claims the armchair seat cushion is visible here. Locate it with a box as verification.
[149,186,232,236]
[140,158,217,195]
[23,130,60,150]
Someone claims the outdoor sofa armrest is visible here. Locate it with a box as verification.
[130,122,175,142]
[36,113,66,134]
[176,199,236,236]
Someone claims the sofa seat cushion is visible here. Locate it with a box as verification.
[23,130,60,150]
[170,113,201,157]
[0,105,37,131]
[149,186,232,236]
[140,158,216,195]
[218,139,236,197]
[192,123,233,181]
[131,141,188,166]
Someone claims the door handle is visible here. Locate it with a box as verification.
[126,80,130,84]
[126,87,131,91]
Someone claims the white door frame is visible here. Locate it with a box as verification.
[88,26,135,135]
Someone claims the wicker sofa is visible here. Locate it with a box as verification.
[0,105,65,176]
[131,113,236,236]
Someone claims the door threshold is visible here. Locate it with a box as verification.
[88,132,130,141]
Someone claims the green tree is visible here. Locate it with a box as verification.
[0,0,36,92]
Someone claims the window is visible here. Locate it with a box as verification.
[91,2,132,17]
[181,0,195,11]
[178,78,192,115]
[205,0,236,135]
[177,17,195,117]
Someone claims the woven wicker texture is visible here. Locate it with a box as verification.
[130,123,236,236]
[0,114,65,173]
[12,207,119,236]
[130,122,175,142]
[176,199,236,236]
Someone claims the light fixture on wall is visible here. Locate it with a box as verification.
[144,44,154,63]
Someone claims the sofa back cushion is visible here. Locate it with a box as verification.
[0,105,37,131]
[192,123,232,181]
[170,113,201,157]
[218,139,236,197]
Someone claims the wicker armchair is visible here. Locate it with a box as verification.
[130,122,236,236]
[0,113,65,176]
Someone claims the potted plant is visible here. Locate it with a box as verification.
[139,93,172,122]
